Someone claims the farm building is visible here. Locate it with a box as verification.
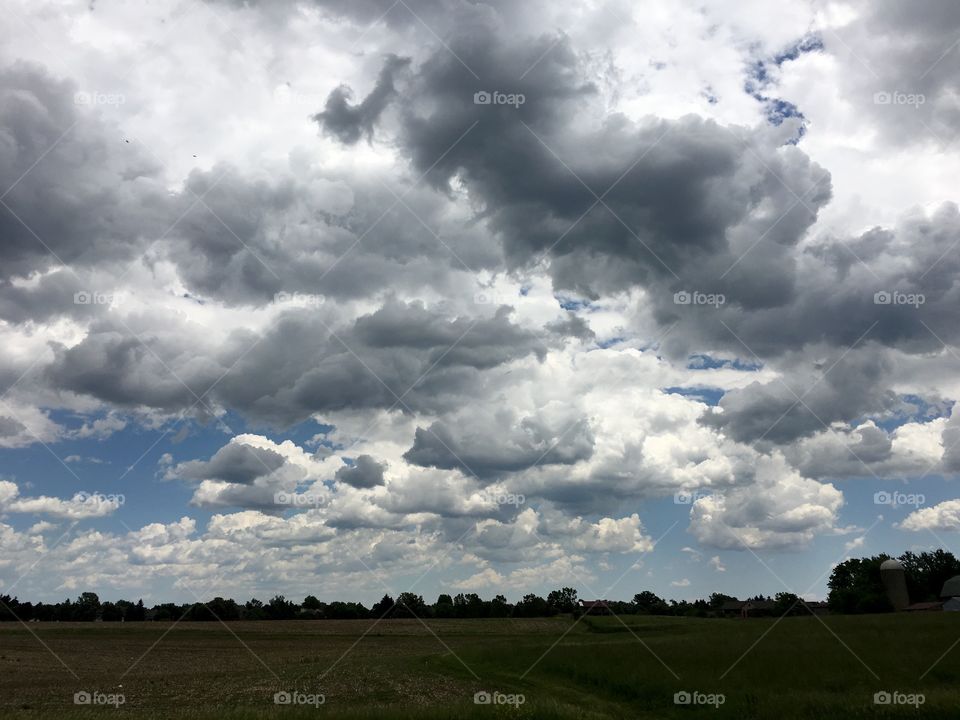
[940,575,960,598]
[578,600,612,615]
[943,597,960,612]
[939,575,960,611]
[719,599,776,618]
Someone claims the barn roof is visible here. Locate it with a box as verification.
[941,575,960,598]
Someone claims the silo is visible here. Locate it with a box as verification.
[880,559,909,610]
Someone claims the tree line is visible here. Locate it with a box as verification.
[1,549,952,621]
[0,588,792,621]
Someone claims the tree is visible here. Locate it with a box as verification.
[265,595,298,620]
[514,594,551,618]
[100,602,123,621]
[302,595,322,610]
[75,592,101,621]
[900,550,960,602]
[773,592,803,617]
[547,587,579,614]
[325,601,368,619]
[371,594,394,618]
[633,591,670,615]
[394,592,428,618]
[707,592,737,611]
[244,598,267,621]
[489,594,511,617]
[452,593,486,618]
[127,599,146,621]
[827,556,893,614]
[434,594,455,618]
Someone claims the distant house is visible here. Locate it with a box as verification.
[579,600,612,615]
[719,599,775,619]
[719,600,747,617]
[805,601,830,615]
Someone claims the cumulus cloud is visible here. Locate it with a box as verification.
[688,456,844,550]
[899,500,960,533]
[0,480,121,519]
[335,455,387,488]
[0,0,958,601]
[314,54,411,144]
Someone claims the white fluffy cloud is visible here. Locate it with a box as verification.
[899,500,960,533]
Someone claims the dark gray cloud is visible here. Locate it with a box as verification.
[0,63,169,283]
[168,442,287,484]
[49,301,543,426]
[335,454,386,488]
[404,414,593,478]
[545,312,595,342]
[0,62,501,316]
[362,28,829,307]
[314,54,411,144]
[703,349,899,444]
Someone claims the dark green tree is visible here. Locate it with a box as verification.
[827,555,893,614]
[633,591,670,615]
[547,587,579,614]
[900,550,960,602]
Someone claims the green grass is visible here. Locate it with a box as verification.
[1,614,958,718]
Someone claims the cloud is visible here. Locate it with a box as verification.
[335,455,387,488]
[314,54,411,144]
[0,0,959,602]
[0,480,121,519]
[167,441,288,485]
[899,500,960,532]
[403,409,593,478]
[688,455,843,550]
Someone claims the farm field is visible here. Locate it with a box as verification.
[1,614,959,719]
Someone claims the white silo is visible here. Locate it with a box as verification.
[880,559,909,610]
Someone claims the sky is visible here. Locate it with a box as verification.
[0,0,959,606]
